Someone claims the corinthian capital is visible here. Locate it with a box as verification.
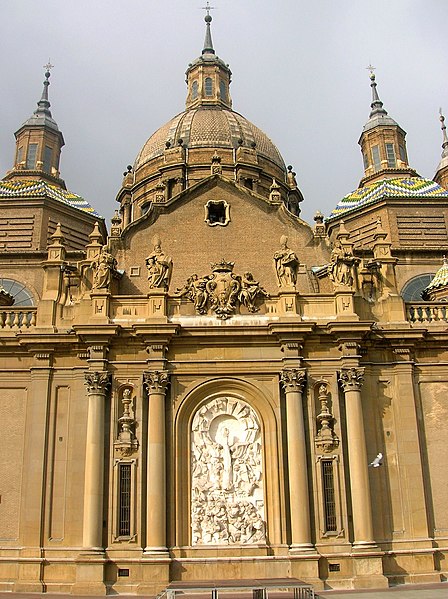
[143,370,170,395]
[84,371,111,394]
[339,367,365,392]
[280,368,306,393]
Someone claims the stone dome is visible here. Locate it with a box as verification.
[134,105,286,172]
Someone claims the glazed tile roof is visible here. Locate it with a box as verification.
[423,258,448,295]
[0,179,100,217]
[329,177,448,220]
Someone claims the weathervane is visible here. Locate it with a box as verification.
[366,64,376,76]
[201,1,216,17]
[43,59,54,73]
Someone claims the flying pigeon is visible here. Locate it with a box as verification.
[369,452,383,468]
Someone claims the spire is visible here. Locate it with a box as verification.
[439,108,448,158]
[202,3,215,55]
[367,66,387,118]
[35,61,54,118]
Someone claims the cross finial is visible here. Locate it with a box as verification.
[366,63,376,80]
[201,1,215,17]
[43,59,54,73]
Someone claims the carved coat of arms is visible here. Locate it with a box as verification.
[177,260,269,319]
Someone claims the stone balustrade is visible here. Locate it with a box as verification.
[0,307,37,328]
[406,302,448,324]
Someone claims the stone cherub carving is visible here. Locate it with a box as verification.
[273,235,299,287]
[238,272,269,312]
[328,241,358,288]
[90,245,117,291]
[146,235,173,289]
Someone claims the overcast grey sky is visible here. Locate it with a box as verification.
[1,1,447,226]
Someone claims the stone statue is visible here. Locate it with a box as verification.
[91,245,117,290]
[238,272,269,312]
[328,241,357,287]
[176,274,209,314]
[273,235,299,287]
[146,235,172,289]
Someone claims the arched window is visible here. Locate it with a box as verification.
[204,77,213,97]
[219,79,227,102]
[401,274,435,302]
[191,80,198,100]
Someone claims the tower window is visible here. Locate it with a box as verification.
[371,145,381,172]
[219,79,227,102]
[43,145,53,174]
[192,80,198,100]
[16,146,24,166]
[399,144,407,163]
[26,144,38,169]
[118,463,132,537]
[363,152,369,170]
[321,459,337,532]
[204,77,213,96]
[385,143,396,168]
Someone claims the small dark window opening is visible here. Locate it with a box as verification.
[329,563,340,572]
[118,464,132,537]
[26,143,38,169]
[118,568,130,577]
[205,77,213,96]
[322,459,337,532]
[207,201,226,224]
[244,178,253,190]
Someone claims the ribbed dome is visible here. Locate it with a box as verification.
[134,105,286,171]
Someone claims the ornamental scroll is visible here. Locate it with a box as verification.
[191,397,265,545]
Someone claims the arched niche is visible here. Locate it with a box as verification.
[171,377,284,551]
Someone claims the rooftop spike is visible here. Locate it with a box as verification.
[202,2,215,55]
[35,60,54,118]
[439,108,448,158]
[368,71,388,118]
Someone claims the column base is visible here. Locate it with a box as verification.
[352,540,379,552]
[289,543,318,555]
[143,546,170,559]
[72,551,106,595]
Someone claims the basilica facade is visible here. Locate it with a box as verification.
[1,13,448,595]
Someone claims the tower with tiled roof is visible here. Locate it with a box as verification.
[434,109,448,190]
[358,69,418,188]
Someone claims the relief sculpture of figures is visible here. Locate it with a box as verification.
[91,245,117,290]
[328,241,358,288]
[273,235,299,287]
[191,397,265,545]
[146,234,173,289]
[176,262,269,319]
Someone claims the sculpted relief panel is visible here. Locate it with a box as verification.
[191,397,265,545]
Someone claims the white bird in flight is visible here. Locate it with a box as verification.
[369,452,383,467]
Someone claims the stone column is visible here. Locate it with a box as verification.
[143,370,170,554]
[280,368,314,552]
[82,371,111,551]
[339,367,375,548]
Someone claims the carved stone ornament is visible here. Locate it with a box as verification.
[84,371,111,394]
[339,367,365,392]
[176,260,269,320]
[191,397,265,545]
[280,368,306,393]
[143,370,170,394]
[114,388,139,457]
[314,383,339,453]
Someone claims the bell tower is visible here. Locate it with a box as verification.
[358,68,417,187]
[5,62,65,186]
